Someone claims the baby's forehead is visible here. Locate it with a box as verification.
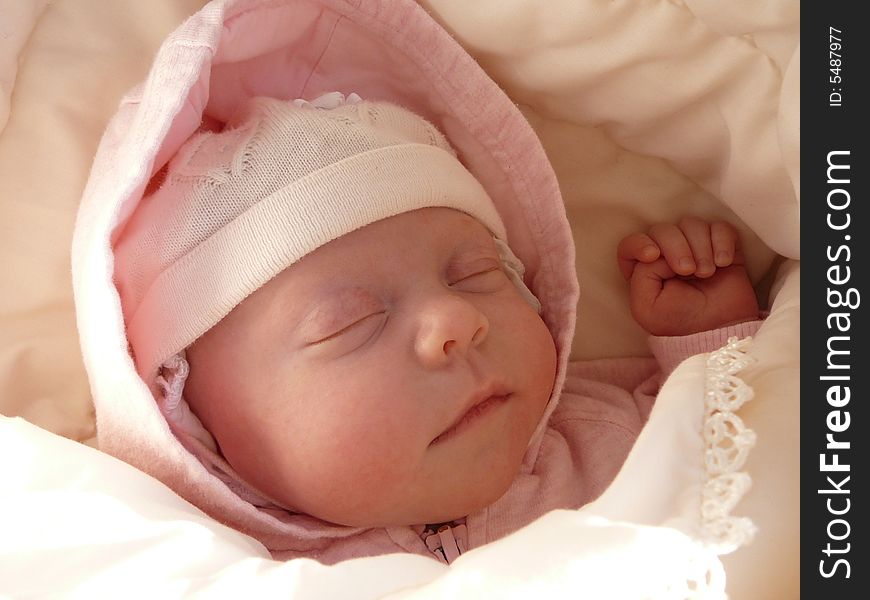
[301,208,496,261]
[357,207,495,243]
[236,210,487,313]
[292,228,497,286]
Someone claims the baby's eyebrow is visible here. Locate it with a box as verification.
[452,235,499,256]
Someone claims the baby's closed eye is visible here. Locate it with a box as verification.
[448,258,508,291]
[298,287,386,346]
[306,311,387,346]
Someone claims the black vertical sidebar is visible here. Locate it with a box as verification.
[803,3,868,597]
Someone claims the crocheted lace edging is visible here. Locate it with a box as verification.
[700,336,758,554]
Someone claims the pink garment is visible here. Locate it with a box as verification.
[72,0,764,567]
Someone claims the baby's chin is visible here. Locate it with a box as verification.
[305,438,528,529]
[327,478,518,529]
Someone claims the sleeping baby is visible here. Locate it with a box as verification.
[113,93,763,562]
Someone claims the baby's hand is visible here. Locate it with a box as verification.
[616,217,760,336]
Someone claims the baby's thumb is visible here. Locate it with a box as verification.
[629,258,675,315]
[617,233,659,280]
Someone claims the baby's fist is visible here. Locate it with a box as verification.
[617,217,760,336]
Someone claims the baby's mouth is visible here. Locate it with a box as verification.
[430,390,512,446]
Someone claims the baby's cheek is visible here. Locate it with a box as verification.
[299,402,422,512]
[517,315,558,419]
[509,306,556,371]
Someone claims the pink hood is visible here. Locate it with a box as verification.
[72,0,578,561]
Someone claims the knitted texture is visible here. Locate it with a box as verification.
[113,95,507,386]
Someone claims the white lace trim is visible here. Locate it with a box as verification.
[155,352,218,453]
[701,336,758,554]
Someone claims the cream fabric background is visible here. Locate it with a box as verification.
[0,0,210,444]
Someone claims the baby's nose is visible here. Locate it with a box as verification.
[414,295,489,369]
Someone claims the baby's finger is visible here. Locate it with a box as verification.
[629,257,675,322]
[711,221,739,267]
[617,233,660,280]
[678,216,715,278]
[648,223,694,276]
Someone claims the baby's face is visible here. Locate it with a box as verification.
[185,207,557,527]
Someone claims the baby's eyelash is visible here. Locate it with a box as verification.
[309,311,386,345]
[448,254,503,281]
[452,266,502,283]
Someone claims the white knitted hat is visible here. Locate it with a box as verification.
[113,92,512,387]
